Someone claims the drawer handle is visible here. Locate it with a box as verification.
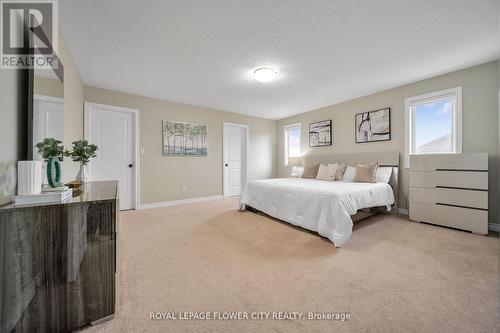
[435,186,487,192]
[435,169,488,172]
[435,202,488,211]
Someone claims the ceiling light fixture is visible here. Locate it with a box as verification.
[253,67,278,83]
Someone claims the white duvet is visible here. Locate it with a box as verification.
[240,178,394,246]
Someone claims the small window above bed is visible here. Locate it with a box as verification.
[404,87,462,168]
[284,123,301,166]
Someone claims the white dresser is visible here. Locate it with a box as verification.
[409,153,488,235]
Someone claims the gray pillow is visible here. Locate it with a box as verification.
[352,162,379,183]
[301,164,319,179]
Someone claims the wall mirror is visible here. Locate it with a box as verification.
[27,48,64,160]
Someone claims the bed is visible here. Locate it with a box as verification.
[240,152,399,247]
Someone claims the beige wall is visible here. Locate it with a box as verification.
[58,33,85,182]
[34,75,64,98]
[277,60,500,224]
[84,86,276,204]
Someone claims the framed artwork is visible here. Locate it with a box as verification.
[309,119,332,147]
[355,108,391,143]
[162,120,207,156]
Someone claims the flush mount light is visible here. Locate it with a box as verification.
[253,67,278,83]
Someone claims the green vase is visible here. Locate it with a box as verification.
[47,157,62,188]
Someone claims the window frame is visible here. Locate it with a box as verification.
[404,87,462,168]
[283,122,301,166]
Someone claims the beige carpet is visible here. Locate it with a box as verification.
[85,198,499,333]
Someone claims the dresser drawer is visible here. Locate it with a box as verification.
[409,187,488,209]
[409,171,488,190]
[409,203,488,235]
[410,153,488,171]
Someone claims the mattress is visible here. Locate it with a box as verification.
[240,178,395,246]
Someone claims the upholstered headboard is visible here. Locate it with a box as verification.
[302,152,399,212]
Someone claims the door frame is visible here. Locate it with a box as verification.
[34,94,64,104]
[84,102,140,210]
[222,122,249,198]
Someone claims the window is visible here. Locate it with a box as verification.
[283,123,301,165]
[404,87,462,167]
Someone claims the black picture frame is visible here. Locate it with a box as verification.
[309,119,332,147]
[354,108,391,143]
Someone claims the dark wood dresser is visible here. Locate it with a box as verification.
[0,181,119,332]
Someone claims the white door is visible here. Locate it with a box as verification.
[85,103,138,210]
[33,96,64,161]
[223,123,248,197]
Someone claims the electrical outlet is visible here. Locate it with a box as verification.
[182,185,187,192]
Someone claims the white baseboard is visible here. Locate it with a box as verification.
[139,195,223,210]
[398,208,409,215]
[488,223,500,232]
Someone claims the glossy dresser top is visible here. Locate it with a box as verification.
[0,180,118,212]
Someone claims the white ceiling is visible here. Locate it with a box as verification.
[60,0,500,120]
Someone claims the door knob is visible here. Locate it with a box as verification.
[225,164,228,167]
[128,164,133,168]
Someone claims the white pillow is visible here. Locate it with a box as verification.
[342,166,356,182]
[376,167,392,183]
[316,163,337,181]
